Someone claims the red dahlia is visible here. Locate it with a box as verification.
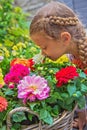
[84,69,87,75]
[55,66,79,87]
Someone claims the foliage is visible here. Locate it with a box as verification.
[0,1,39,129]
[0,0,29,43]
[0,0,39,76]
[0,56,87,129]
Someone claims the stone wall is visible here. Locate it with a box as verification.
[14,0,87,27]
[14,0,53,19]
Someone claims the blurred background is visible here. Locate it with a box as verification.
[14,0,87,28]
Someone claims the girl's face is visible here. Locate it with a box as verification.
[31,31,68,61]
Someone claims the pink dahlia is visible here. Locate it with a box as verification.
[0,96,8,112]
[4,72,20,84]
[10,64,30,77]
[17,75,50,102]
[4,64,30,85]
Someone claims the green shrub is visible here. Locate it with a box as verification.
[0,0,39,75]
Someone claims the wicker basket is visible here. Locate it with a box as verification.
[6,105,77,130]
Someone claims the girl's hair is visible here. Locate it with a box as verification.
[30,1,87,66]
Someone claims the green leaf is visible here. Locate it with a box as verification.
[5,89,14,96]
[47,92,63,103]
[43,112,53,125]
[53,92,62,100]
[79,71,86,78]
[40,109,48,119]
[65,97,74,105]
[52,105,59,115]
[75,91,82,98]
[46,106,52,113]
[41,100,46,107]
[57,100,73,110]
[0,110,7,122]
[0,121,2,128]
[11,123,21,130]
[81,84,87,93]
[67,84,76,96]
[28,114,33,121]
[29,102,39,110]
[61,93,69,99]
[0,125,6,130]
[76,96,86,109]
[12,112,26,123]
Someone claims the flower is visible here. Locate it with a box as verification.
[48,54,69,64]
[72,58,87,71]
[16,42,26,49]
[10,64,30,77]
[0,2,40,129]
[0,56,87,128]
[84,69,87,75]
[0,96,8,112]
[17,75,50,102]
[4,64,30,85]
[0,69,5,88]
[0,56,4,62]
[10,58,34,70]
[8,83,15,89]
[55,66,79,87]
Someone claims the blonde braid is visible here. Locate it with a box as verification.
[79,43,87,65]
[47,16,79,26]
[75,30,87,66]
[30,16,79,36]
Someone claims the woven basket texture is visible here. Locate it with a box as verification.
[6,106,76,130]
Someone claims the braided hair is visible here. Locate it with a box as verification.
[30,1,87,67]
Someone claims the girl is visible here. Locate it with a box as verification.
[30,1,87,130]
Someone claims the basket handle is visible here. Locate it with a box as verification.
[6,107,42,130]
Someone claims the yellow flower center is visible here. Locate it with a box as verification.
[30,86,37,91]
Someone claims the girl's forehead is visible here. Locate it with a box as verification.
[31,31,54,43]
[31,33,47,46]
[31,33,47,42]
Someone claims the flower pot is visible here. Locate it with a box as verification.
[6,105,77,130]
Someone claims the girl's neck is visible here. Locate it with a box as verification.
[68,42,79,59]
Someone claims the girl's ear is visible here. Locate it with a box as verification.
[60,32,71,44]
